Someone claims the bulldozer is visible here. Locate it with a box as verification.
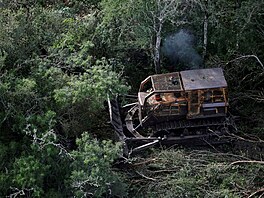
[108,68,234,155]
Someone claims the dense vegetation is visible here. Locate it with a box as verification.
[0,0,263,197]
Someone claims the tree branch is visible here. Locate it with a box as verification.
[226,55,264,71]
[230,160,264,166]
[135,171,156,181]
[248,188,264,198]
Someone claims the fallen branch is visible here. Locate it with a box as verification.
[150,169,179,174]
[230,160,264,166]
[248,187,264,198]
[135,171,156,181]
[227,131,264,143]
[133,158,158,166]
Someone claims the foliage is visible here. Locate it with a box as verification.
[68,132,127,197]
[54,60,128,108]
[0,2,129,197]
[126,149,264,198]
[11,155,49,197]
[0,0,263,196]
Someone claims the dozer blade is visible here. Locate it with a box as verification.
[108,96,126,141]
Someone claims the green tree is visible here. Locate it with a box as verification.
[68,132,127,197]
[11,155,49,197]
[100,0,199,73]
[0,2,129,196]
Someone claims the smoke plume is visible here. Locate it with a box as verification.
[162,29,203,70]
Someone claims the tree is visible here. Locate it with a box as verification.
[68,133,126,197]
[150,0,182,73]
[0,3,129,196]
[100,0,195,73]
[0,0,264,196]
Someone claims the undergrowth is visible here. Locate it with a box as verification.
[122,148,264,198]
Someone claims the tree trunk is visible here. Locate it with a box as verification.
[154,22,162,74]
[202,1,208,60]
[235,0,241,50]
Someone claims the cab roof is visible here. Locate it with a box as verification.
[180,68,227,91]
[149,68,227,92]
[151,72,183,92]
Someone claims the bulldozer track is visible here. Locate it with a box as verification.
[152,117,228,132]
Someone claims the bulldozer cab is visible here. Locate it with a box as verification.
[181,68,228,118]
[138,72,187,117]
[138,68,228,119]
[138,72,183,105]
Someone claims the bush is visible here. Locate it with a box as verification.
[11,155,49,197]
[68,132,127,197]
